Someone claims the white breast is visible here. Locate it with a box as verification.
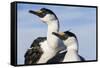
[63,50,81,62]
[62,37,81,62]
[37,41,56,63]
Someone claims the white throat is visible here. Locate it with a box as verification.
[64,37,78,51]
[48,20,59,32]
[47,20,60,51]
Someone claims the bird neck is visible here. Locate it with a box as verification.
[64,38,78,52]
[47,20,60,51]
[67,45,78,54]
[48,20,59,32]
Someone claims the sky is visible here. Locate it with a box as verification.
[17,3,96,65]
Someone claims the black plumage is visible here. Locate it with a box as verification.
[79,55,85,61]
[47,51,67,63]
[24,37,46,64]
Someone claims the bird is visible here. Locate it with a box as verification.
[52,31,85,62]
[24,8,66,64]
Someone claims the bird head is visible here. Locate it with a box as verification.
[52,31,77,46]
[29,8,58,24]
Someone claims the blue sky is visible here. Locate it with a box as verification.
[17,3,96,65]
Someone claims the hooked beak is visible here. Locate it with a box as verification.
[52,32,65,40]
[29,10,43,17]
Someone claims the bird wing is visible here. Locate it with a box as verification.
[24,37,46,64]
[47,50,67,64]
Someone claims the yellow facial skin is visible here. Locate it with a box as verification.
[58,32,65,36]
[36,10,43,14]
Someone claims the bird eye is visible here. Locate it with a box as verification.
[64,34,68,40]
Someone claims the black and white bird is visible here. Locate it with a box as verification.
[24,8,66,64]
[52,31,85,62]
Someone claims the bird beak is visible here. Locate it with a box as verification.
[29,10,43,17]
[52,32,65,40]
